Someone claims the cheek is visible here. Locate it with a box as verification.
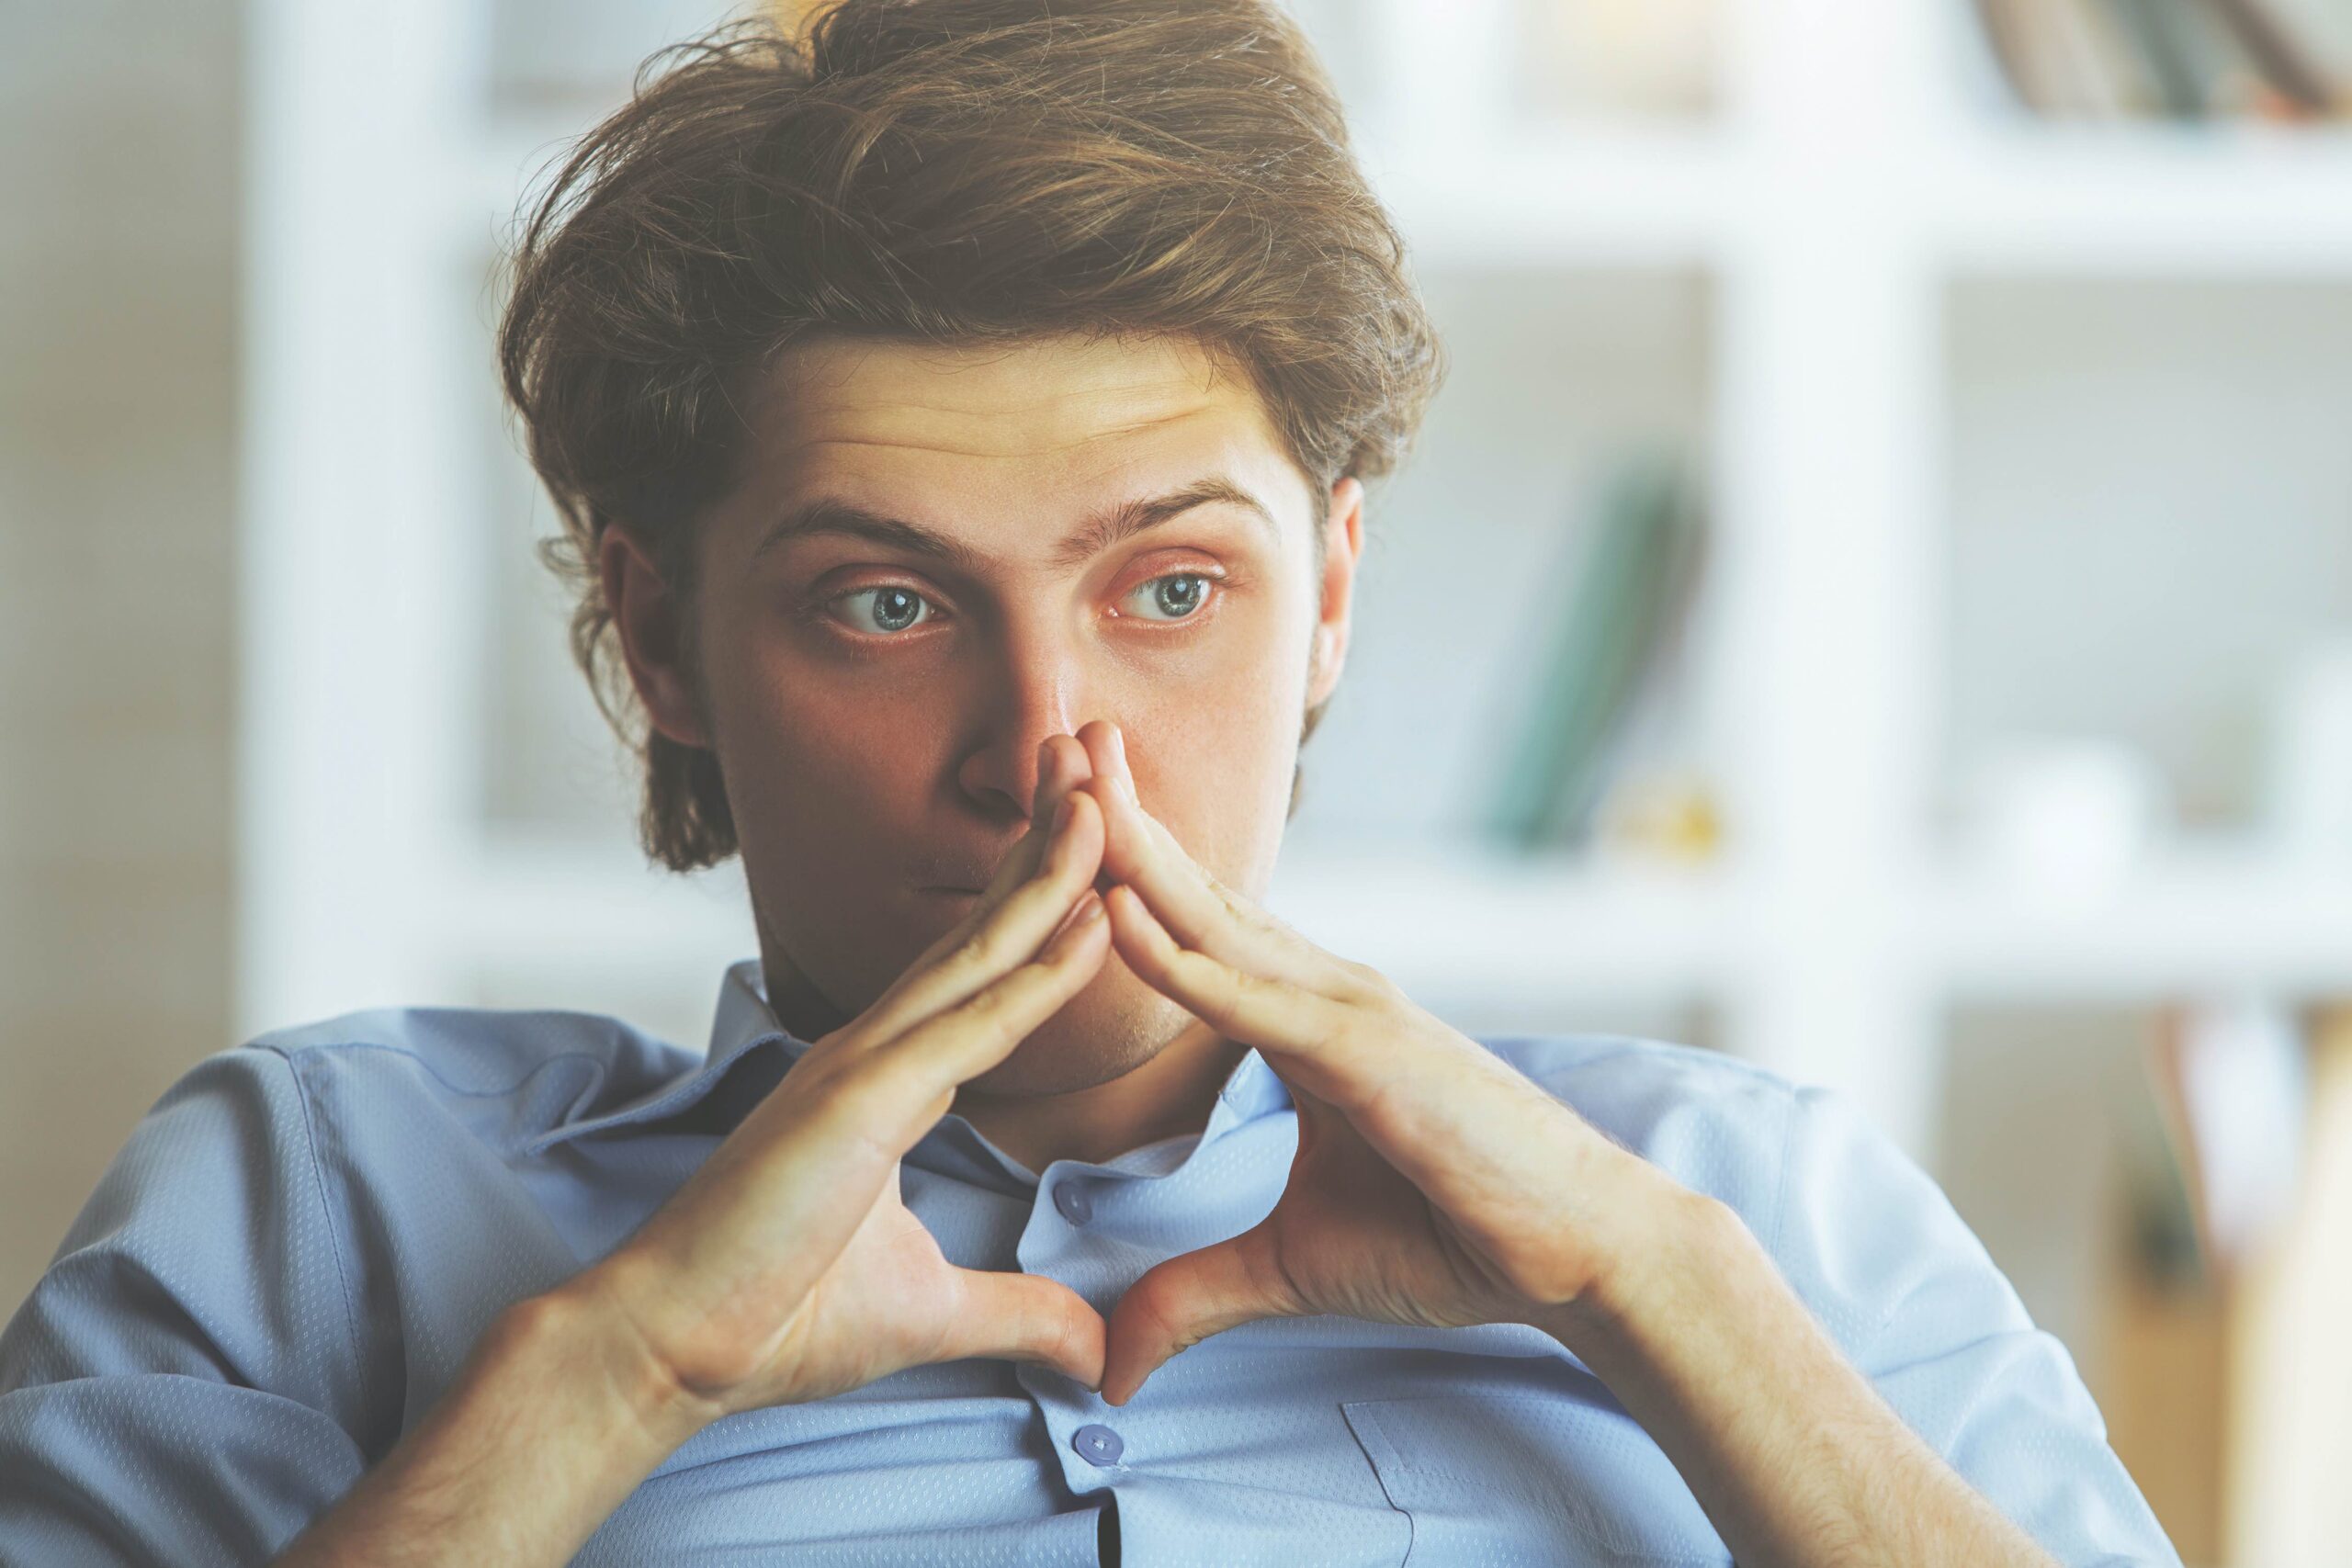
[704,619,957,832]
[1132,637,1307,882]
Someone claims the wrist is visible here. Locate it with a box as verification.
[1534,1160,1752,1356]
[527,1263,729,1453]
[269,1269,716,1567]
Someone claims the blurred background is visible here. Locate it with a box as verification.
[4,0,2349,1560]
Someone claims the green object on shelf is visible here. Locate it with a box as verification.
[2121,1058,2211,1291]
[2105,0,2215,118]
[1482,445,1705,852]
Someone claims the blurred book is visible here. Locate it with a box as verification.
[2109,0,2229,116]
[1480,444,1707,853]
[2094,1217,2225,1562]
[2145,997,2308,1271]
[2217,1002,2352,1568]
[1967,0,2346,120]
[2101,997,2321,1563]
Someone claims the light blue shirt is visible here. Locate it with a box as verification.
[1,957,2178,1566]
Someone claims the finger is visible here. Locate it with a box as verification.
[885,735,1096,987]
[900,739,1091,967]
[1080,778,1226,954]
[1074,761,1339,996]
[870,883,1110,1096]
[1099,1226,1300,1406]
[766,894,1110,1212]
[938,1268,1109,1392]
[1032,732,1094,838]
[961,738,1086,934]
[1101,881,1350,1066]
[850,790,1107,1048]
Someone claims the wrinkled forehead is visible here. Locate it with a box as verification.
[766,331,1251,447]
[731,330,1310,522]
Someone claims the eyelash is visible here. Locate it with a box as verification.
[811,570,1230,641]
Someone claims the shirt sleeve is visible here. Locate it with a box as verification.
[0,1045,369,1566]
[1769,1081,2184,1568]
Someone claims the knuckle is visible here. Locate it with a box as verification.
[947,926,998,974]
[1198,973,1250,1035]
[958,980,1011,1021]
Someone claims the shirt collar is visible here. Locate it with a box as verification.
[526,956,1292,1171]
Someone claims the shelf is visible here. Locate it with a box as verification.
[420,834,1741,1007]
[1927,123,2352,275]
[1268,843,1740,1003]
[1926,849,2352,999]
[1363,127,1732,267]
[459,109,2352,281]
[1277,845,2352,1006]
[1377,121,2352,277]
[413,829,2352,1017]
[432,835,756,982]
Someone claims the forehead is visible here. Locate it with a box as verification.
[731,331,1306,526]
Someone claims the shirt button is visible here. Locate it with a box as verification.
[1072,1423,1125,1467]
[1053,1181,1094,1225]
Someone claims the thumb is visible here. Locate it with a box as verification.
[936,1268,1108,1391]
[1101,1226,1301,1407]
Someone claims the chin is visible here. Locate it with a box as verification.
[956,963,1186,1098]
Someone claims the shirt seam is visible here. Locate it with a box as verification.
[255,1043,368,1401]
[1498,1032,1796,1090]
[266,1037,616,1101]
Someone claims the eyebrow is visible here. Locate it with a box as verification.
[751,476,1280,575]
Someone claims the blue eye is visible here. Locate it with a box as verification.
[823,571,1219,639]
[1124,572,1217,623]
[834,585,937,635]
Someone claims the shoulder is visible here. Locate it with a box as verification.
[1473,1032,1806,1213]
[240,999,695,1153]
[246,998,674,1087]
[1464,1034,2180,1561]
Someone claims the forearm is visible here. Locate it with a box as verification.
[1541,1172,2059,1568]
[271,1279,715,1568]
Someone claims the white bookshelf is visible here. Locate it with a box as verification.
[242,0,2352,1170]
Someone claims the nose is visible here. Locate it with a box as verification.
[953,622,1090,825]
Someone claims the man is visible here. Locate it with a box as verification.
[0,2,2179,1564]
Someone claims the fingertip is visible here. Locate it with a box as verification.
[1102,883,1160,946]
[1046,888,1102,945]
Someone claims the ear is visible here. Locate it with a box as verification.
[1306,476,1363,709]
[598,523,712,748]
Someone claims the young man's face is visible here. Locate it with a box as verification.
[608,331,1363,1096]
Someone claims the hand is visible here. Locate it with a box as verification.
[1064,720,1665,1406]
[569,749,1117,1426]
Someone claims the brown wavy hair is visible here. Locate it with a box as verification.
[496,0,1445,872]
